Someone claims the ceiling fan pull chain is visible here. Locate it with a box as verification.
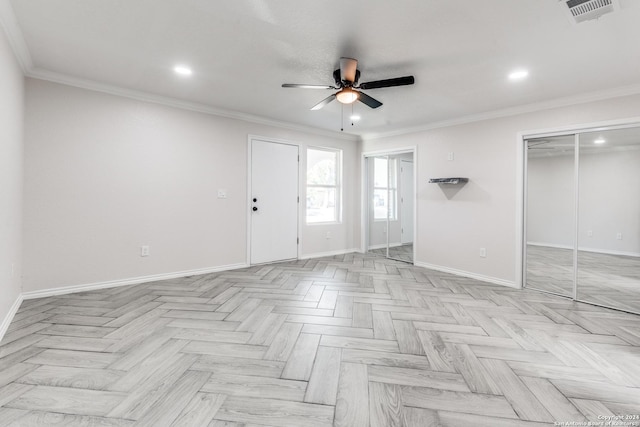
[341,103,344,132]
[351,103,354,127]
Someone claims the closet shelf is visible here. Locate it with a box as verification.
[429,177,469,184]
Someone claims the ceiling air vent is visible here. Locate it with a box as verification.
[559,0,619,23]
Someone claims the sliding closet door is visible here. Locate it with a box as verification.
[576,128,640,314]
[525,135,577,297]
[367,156,391,257]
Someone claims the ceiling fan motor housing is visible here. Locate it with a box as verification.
[333,69,360,87]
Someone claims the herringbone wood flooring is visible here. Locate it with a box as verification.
[369,244,413,263]
[527,245,640,314]
[1,253,640,426]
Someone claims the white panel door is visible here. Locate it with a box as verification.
[400,160,414,244]
[250,139,299,264]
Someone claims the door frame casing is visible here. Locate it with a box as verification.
[400,159,414,245]
[247,135,302,265]
[361,146,417,261]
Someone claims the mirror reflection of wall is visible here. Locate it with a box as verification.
[577,128,640,313]
[526,135,576,297]
[524,126,640,315]
[367,152,414,263]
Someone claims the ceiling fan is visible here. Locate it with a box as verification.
[282,57,415,110]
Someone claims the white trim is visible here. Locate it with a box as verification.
[28,69,359,143]
[367,243,404,250]
[362,86,640,140]
[299,248,359,260]
[21,263,249,300]
[0,293,24,343]
[527,242,573,250]
[579,247,640,258]
[527,242,640,258]
[0,0,33,71]
[516,131,526,289]
[520,117,640,140]
[415,261,519,289]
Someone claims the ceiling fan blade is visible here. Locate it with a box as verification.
[358,76,415,90]
[282,84,335,89]
[340,57,358,83]
[310,94,336,110]
[357,91,382,109]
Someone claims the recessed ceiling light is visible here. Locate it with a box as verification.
[508,69,529,81]
[594,138,606,144]
[174,65,192,76]
[350,115,361,121]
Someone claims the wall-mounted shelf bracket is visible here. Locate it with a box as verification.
[429,177,469,184]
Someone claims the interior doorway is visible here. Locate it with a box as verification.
[364,150,415,264]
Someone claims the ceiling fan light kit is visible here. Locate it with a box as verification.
[282,57,415,116]
[336,88,359,104]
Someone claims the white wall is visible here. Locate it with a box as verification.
[528,146,640,255]
[527,152,575,247]
[579,147,640,255]
[362,94,640,285]
[23,79,359,292]
[0,25,24,333]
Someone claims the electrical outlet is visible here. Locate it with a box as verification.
[217,189,227,199]
[616,232,623,240]
[447,152,455,161]
[325,232,331,239]
[140,245,150,257]
[479,248,487,258]
[587,230,593,237]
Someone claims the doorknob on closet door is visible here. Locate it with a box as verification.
[252,207,258,212]
[253,198,257,202]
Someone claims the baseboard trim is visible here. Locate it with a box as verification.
[367,243,404,250]
[414,261,519,289]
[527,242,640,258]
[21,263,250,300]
[300,248,360,260]
[527,242,573,250]
[0,293,24,343]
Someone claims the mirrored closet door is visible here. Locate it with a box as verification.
[525,134,577,298]
[524,125,640,315]
[366,152,414,263]
[576,128,640,313]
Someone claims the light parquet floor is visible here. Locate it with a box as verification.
[526,245,640,314]
[368,244,413,263]
[1,252,640,426]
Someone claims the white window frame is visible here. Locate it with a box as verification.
[306,147,342,224]
[373,157,398,221]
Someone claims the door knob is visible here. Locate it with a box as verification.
[253,198,257,202]
[252,207,258,211]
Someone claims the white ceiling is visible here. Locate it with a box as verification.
[5,0,640,137]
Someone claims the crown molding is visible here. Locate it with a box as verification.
[0,0,33,71]
[1,0,357,143]
[361,83,640,141]
[26,68,360,142]
[5,0,639,144]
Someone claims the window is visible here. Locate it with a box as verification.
[373,157,397,220]
[306,147,341,223]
